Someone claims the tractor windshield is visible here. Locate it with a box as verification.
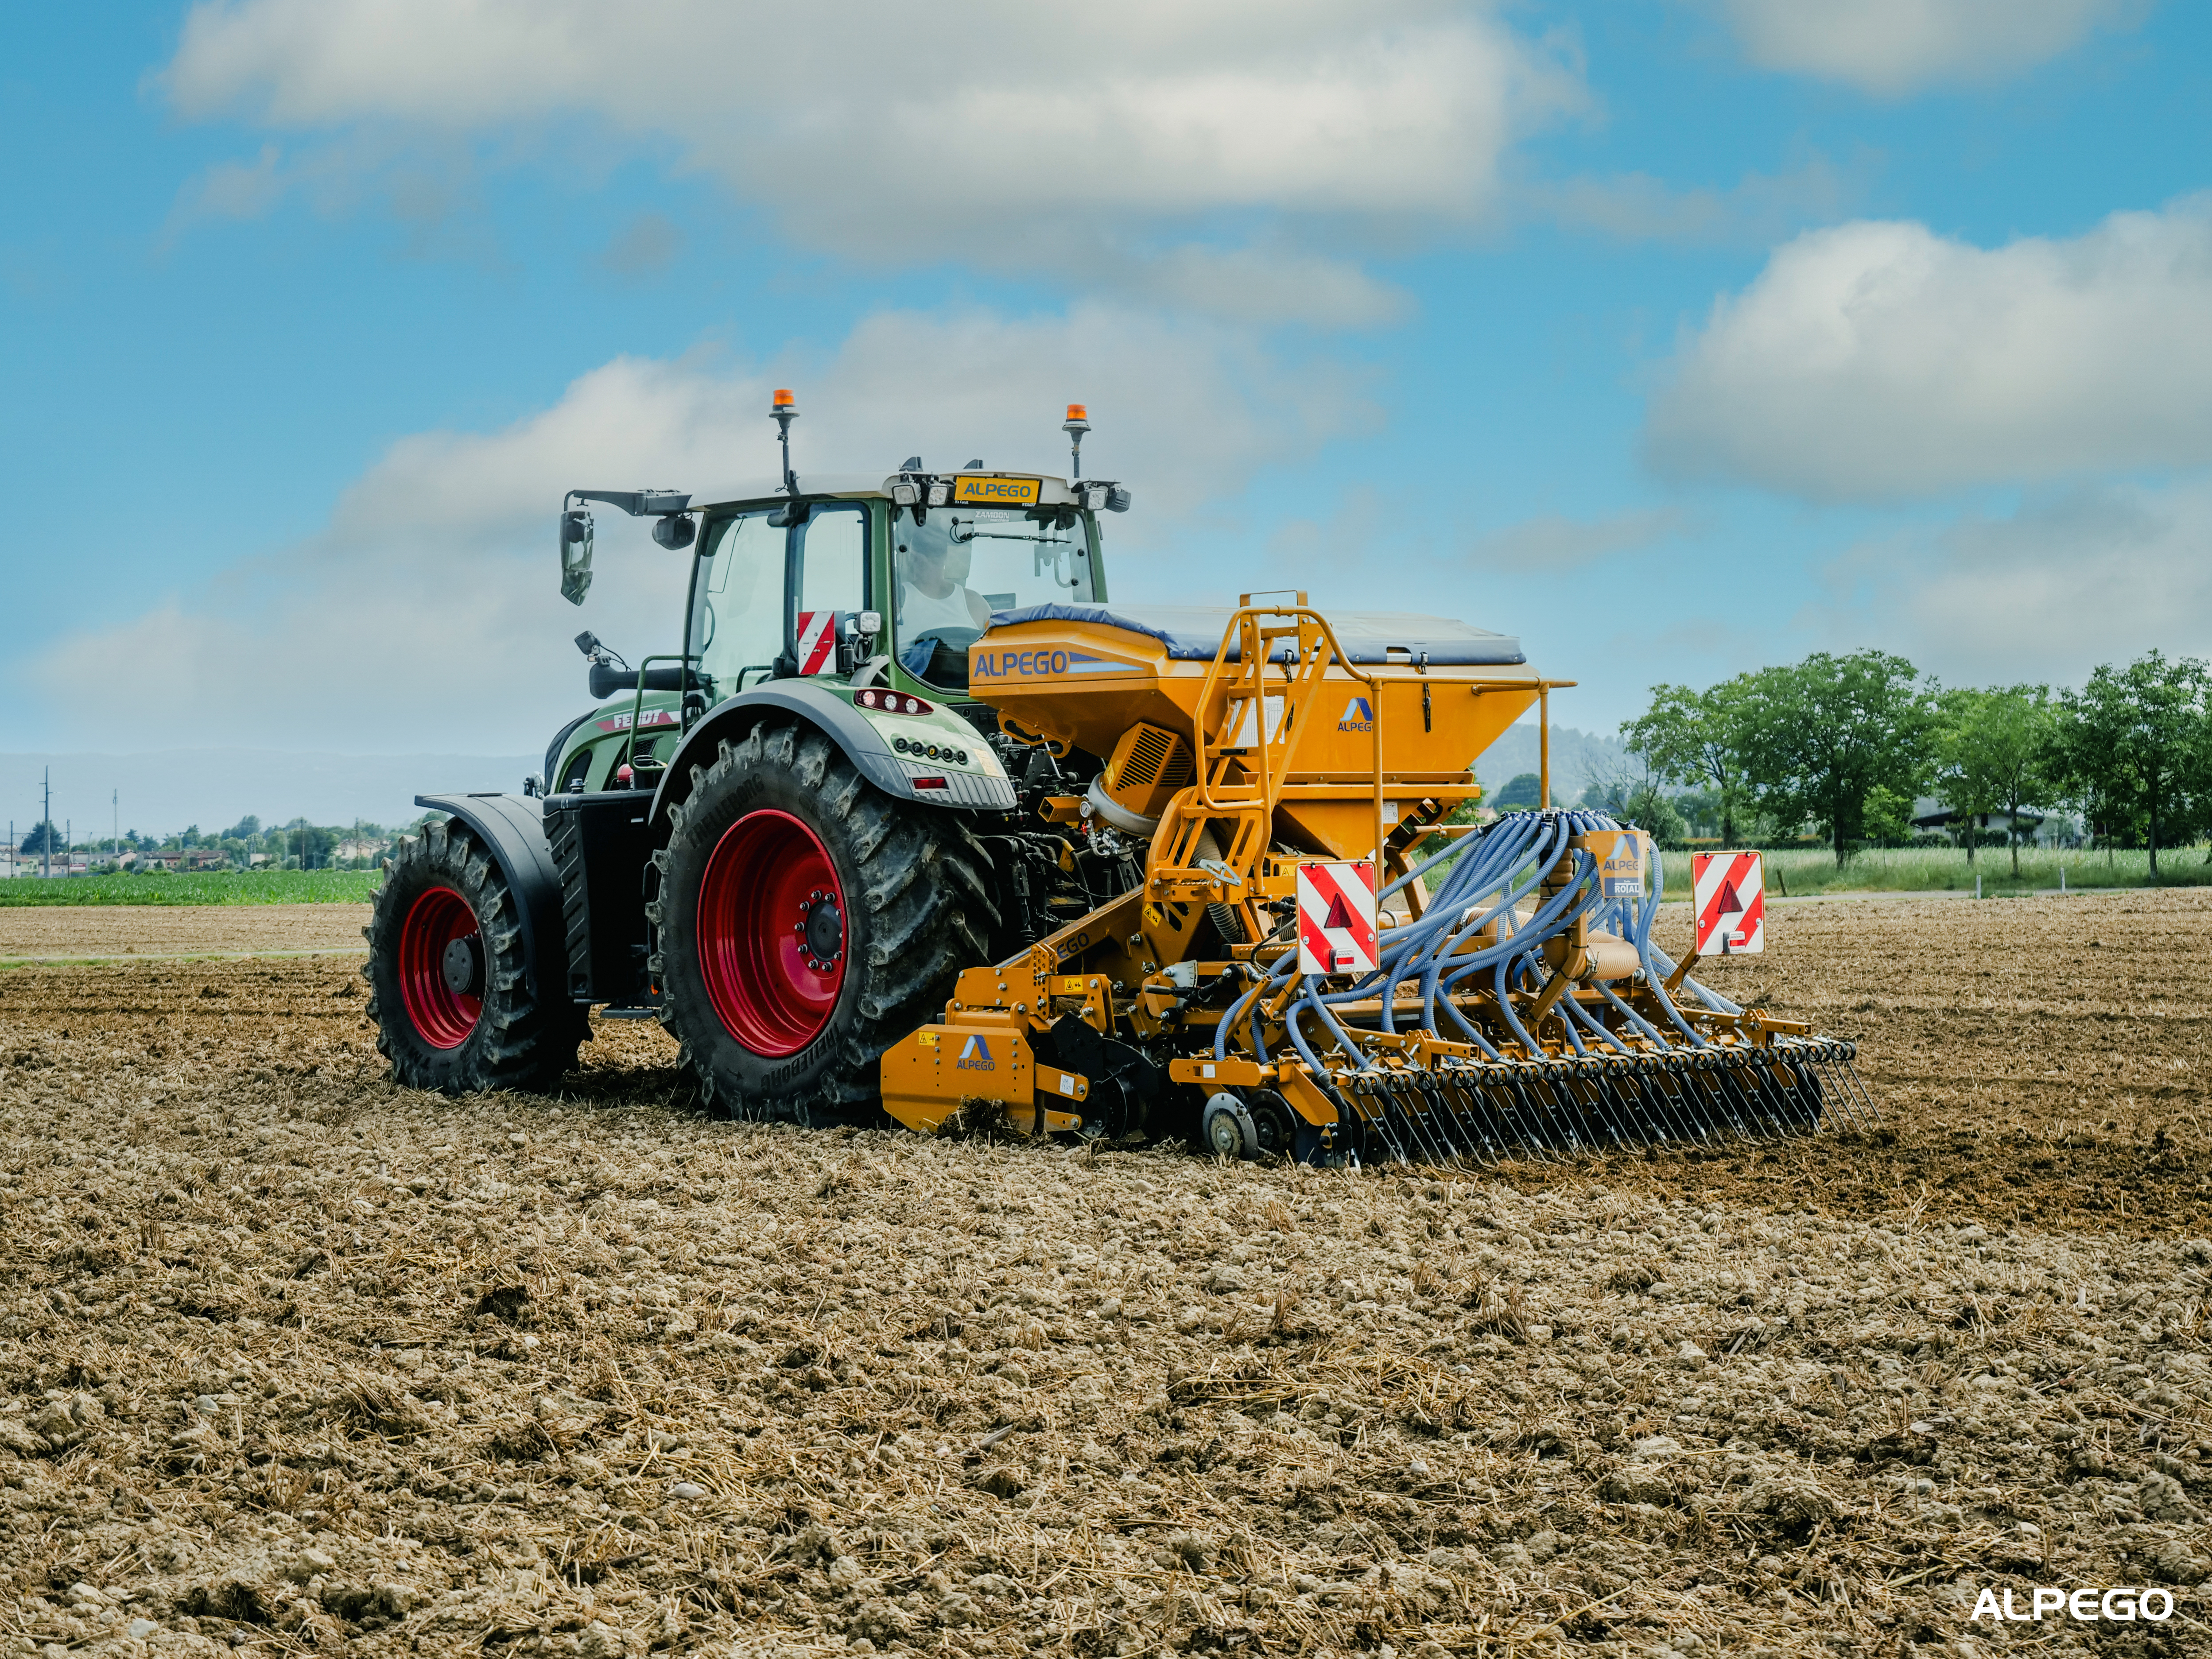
[893,504,1094,690]
[690,511,786,696]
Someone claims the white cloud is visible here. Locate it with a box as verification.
[158,0,1580,322]
[27,305,1374,749]
[1645,198,2212,501]
[1814,478,2212,684]
[1535,156,1863,248]
[1715,0,2144,95]
[176,142,285,221]
[1464,506,1697,570]
[598,212,683,280]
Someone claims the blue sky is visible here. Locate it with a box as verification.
[6,0,2211,769]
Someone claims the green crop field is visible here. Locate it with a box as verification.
[0,870,382,907]
[1658,843,2212,896]
[6,845,2208,909]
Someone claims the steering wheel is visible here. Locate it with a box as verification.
[897,627,982,689]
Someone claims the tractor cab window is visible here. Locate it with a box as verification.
[691,512,784,697]
[893,504,1094,690]
[790,503,866,674]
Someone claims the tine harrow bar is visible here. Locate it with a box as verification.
[1187,806,1876,1169]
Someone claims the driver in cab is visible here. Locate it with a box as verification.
[895,518,993,638]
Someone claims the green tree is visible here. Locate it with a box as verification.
[1491,772,1550,810]
[1579,763,1686,842]
[1621,679,1752,845]
[2049,651,2208,878]
[19,819,62,854]
[1739,651,1937,867]
[1935,685,2057,875]
[1862,784,1915,845]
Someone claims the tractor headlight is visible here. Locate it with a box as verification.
[926,482,951,508]
[890,481,919,506]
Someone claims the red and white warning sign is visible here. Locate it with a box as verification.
[1692,851,1765,955]
[794,609,839,676]
[1297,861,1378,977]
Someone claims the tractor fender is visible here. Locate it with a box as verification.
[648,681,1010,830]
[413,792,567,1006]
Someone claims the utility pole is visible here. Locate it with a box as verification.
[42,767,50,880]
[113,788,118,868]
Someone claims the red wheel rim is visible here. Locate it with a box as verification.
[397,884,482,1050]
[697,808,847,1056]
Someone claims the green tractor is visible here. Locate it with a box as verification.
[363,395,1138,1121]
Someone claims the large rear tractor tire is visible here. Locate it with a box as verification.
[365,818,580,1093]
[651,718,1000,1122]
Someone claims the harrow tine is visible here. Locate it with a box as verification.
[1702,1052,1750,1139]
[1792,1042,1844,1135]
[1363,1073,1420,1167]
[1396,1071,1448,1165]
[1413,1070,1481,1167]
[1371,1072,1433,1167]
[1431,1072,1478,1165]
[1589,1055,1650,1151]
[1832,1043,1879,1130]
[1840,1042,1880,1124]
[1485,1062,1541,1161]
[1656,1055,1718,1143]
[1468,1064,1519,1159]
[1789,1040,1843,1134]
[1551,1060,1607,1158]
[1462,1069,1517,1166]
[1637,1052,1706,1147]
[1408,1071,1471,1168]
[1708,1051,1762,1140]
[1516,1062,1574,1162]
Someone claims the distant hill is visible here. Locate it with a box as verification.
[1471,721,1630,806]
[2,750,540,839]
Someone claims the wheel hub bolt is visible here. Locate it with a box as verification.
[792,891,845,973]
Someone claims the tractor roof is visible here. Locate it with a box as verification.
[693,471,1087,511]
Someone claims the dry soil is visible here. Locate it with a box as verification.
[1,891,2208,1659]
[0,907,372,965]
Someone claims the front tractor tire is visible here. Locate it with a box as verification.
[652,718,1000,1122]
[365,818,579,1093]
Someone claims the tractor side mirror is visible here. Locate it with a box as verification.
[559,510,594,605]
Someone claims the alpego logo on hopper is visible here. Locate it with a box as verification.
[1970,1585,2174,1623]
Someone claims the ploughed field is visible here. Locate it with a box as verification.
[1,892,2208,1657]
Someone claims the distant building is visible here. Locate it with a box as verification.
[1910,797,2062,844]
[130,847,227,871]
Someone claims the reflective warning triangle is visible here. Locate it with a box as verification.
[1322,892,1356,931]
